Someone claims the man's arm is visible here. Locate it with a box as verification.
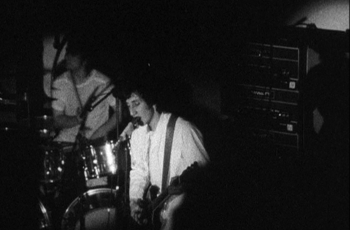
[90,92,120,140]
[53,109,81,129]
[129,130,151,225]
[90,111,117,140]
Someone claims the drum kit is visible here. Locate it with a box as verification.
[37,116,131,230]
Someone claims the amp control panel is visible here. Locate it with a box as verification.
[222,40,308,152]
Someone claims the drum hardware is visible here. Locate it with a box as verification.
[19,115,56,139]
[40,142,77,196]
[34,115,56,139]
[0,98,17,106]
[40,144,66,185]
[38,199,53,230]
[0,123,18,132]
[86,176,109,189]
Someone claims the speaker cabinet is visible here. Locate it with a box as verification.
[222,28,348,154]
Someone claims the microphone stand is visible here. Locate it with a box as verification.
[117,117,140,230]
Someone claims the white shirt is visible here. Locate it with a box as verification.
[129,113,210,201]
[52,69,116,142]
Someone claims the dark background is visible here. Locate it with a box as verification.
[1,1,349,229]
[0,0,312,79]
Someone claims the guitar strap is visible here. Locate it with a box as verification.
[161,114,178,193]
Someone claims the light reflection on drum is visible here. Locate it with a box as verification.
[61,188,118,230]
[40,144,66,184]
[39,199,53,230]
[82,141,119,180]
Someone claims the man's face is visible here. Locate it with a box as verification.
[126,93,155,126]
[65,52,85,71]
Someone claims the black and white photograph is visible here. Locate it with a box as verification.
[1,1,348,229]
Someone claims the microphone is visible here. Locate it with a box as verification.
[131,117,141,128]
[118,117,141,141]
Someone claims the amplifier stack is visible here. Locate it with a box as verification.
[222,32,309,153]
[222,28,349,154]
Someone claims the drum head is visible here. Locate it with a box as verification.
[74,208,116,230]
[61,188,118,230]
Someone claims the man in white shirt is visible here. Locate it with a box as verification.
[49,36,120,228]
[52,37,119,144]
[125,71,210,229]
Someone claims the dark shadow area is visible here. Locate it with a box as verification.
[170,124,349,229]
[303,31,349,154]
[171,31,350,230]
[0,128,41,230]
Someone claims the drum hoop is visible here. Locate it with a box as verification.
[63,188,117,216]
[93,140,116,147]
[81,140,117,153]
[61,188,117,230]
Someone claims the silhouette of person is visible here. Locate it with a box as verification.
[302,32,349,229]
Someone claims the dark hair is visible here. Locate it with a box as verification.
[122,68,165,112]
[120,65,194,115]
[65,31,95,72]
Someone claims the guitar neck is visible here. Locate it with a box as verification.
[150,189,170,212]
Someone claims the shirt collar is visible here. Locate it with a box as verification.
[146,112,166,136]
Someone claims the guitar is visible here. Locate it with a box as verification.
[141,162,200,230]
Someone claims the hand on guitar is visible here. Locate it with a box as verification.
[130,199,150,226]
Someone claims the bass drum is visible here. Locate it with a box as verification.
[61,188,119,230]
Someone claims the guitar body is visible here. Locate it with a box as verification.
[144,185,160,230]
[159,193,186,230]
[144,163,199,230]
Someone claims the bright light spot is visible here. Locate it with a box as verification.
[43,35,67,70]
[104,142,117,174]
[286,0,349,31]
[42,34,67,97]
